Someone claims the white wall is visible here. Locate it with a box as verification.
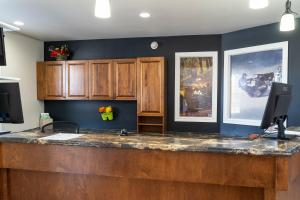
[0,32,44,132]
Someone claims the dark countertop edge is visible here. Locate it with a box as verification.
[0,137,295,157]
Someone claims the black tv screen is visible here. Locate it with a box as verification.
[0,27,6,66]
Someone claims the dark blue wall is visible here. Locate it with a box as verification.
[44,100,137,130]
[44,18,300,135]
[44,35,222,132]
[221,18,300,136]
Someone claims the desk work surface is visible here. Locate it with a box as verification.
[0,129,299,156]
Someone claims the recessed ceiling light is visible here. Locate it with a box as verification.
[95,0,111,19]
[13,21,24,26]
[139,12,151,18]
[249,0,269,9]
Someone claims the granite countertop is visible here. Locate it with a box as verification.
[0,128,299,156]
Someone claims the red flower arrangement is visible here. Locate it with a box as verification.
[49,44,70,61]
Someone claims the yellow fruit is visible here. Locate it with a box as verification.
[106,106,112,113]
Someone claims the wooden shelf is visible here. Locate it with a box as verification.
[138,125,163,134]
[138,123,163,126]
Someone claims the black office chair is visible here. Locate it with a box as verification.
[41,121,80,134]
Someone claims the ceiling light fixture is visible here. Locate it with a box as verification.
[249,0,269,9]
[95,0,111,19]
[139,12,151,18]
[280,0,297,32]
[0,21,20,31]
[13,21,24,26]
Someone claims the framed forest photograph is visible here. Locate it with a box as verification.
[175,52,218,122]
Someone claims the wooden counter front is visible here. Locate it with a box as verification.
[0,142,299,200]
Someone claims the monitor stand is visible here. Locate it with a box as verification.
[263,118,297,140]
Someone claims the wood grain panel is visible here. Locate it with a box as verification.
[264,188,276,200]
[275,157,289,190]
[89,60,113,100]
[0,143,276,188]
[44,61,66,100]
[66,60,89,100]
[287,150,300,185]
[0,169,8,200]
[36,62,45,100]
[276,173,300,200]
[1,143,300,199]
[114,59,137,100]
[7,169,264,200]
[137,57,164,115]
[273,153,300,200]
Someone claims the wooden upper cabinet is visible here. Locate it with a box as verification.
[66,61,89,100]
[36,62,45,100]
[89,60,114,100]
[37,57,165,108]
[137,57,165,116]
[114,59,137,100]
[43,61,66,100]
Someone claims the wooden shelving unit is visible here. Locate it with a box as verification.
[136,57,166,134]
[137,116,166,134]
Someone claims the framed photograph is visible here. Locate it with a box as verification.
[223,41,288,126]
[175,52,218,122]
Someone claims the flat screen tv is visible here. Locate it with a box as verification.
[0,27,6,66]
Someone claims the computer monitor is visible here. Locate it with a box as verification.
[0,82,24,133]
[260,82,296,140]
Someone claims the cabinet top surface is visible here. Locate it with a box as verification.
[0,129,300,156]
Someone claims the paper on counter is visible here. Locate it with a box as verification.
[285,131,300,136]
[39,133,84,141]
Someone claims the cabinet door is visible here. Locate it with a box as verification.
[66,61,89,100]
[44,61,66,100]
[114,59,137,100]
[37,62,45,100]
[89,60,114,100]
[137,57,165,116]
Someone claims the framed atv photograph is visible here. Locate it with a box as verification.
[223,41,288,126]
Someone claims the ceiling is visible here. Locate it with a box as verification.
[0,0,299,41]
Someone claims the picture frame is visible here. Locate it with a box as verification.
[223,41,288,126]
[174,51,218,122]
